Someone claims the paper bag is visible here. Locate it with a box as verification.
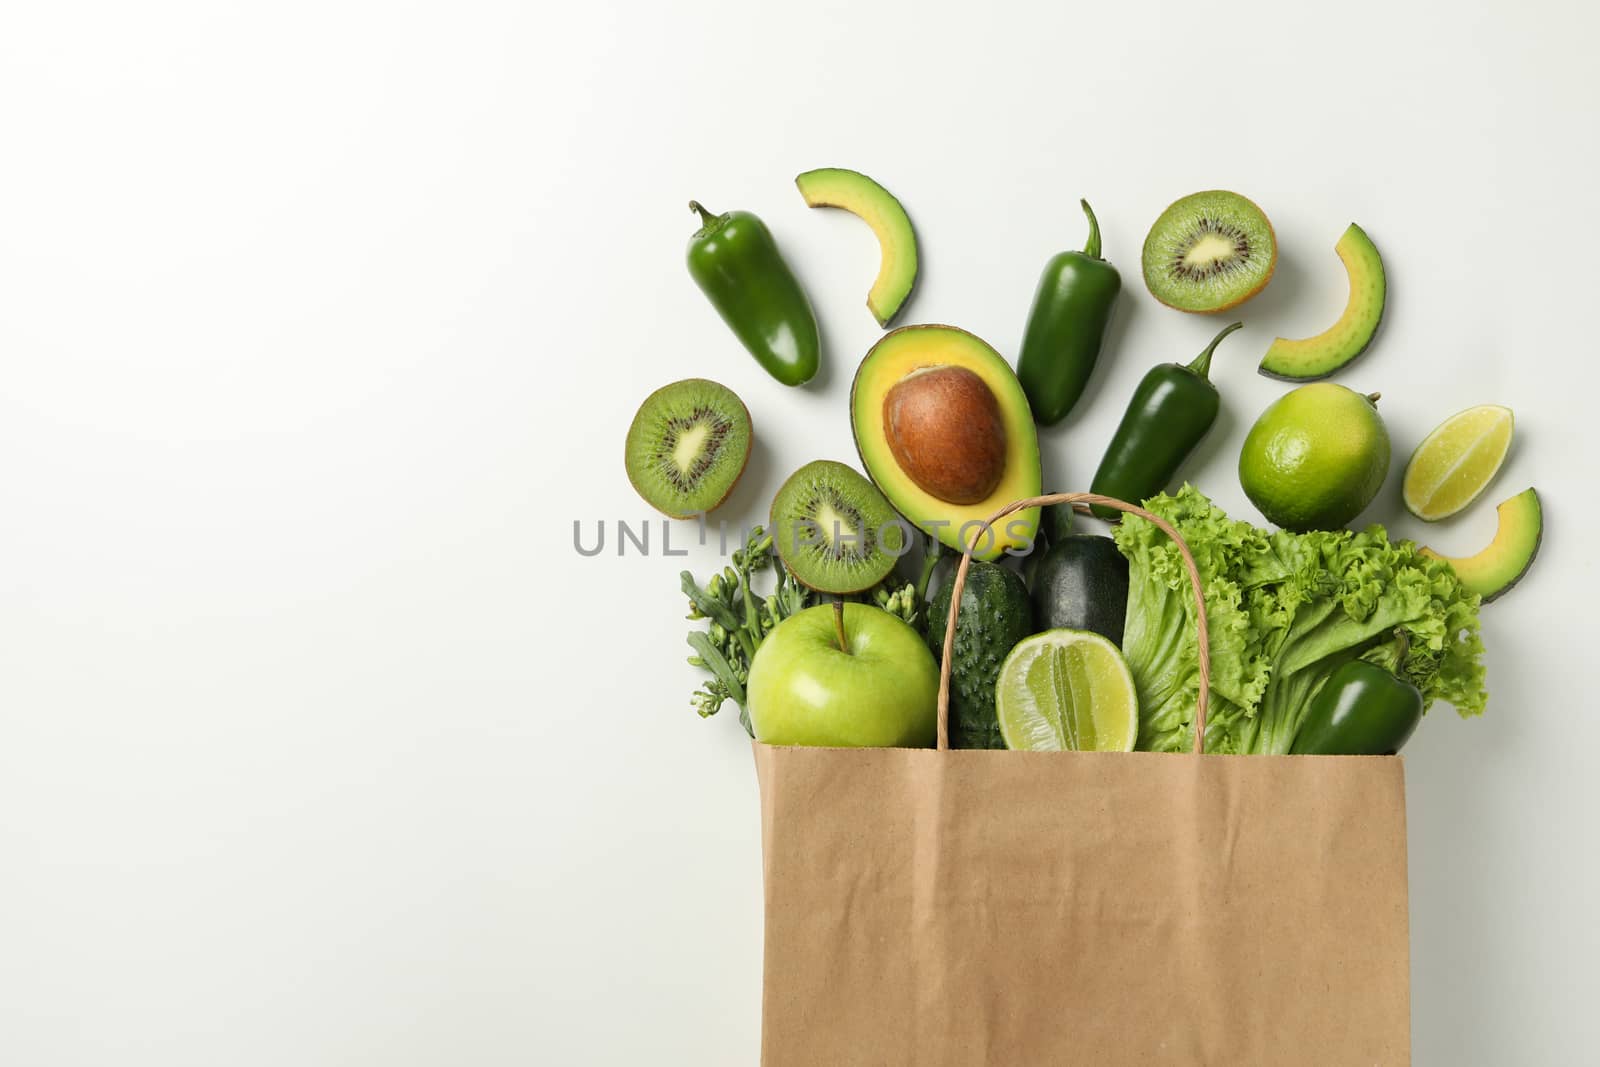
[751,493,1411,1065]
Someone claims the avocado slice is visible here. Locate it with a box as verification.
[796,167,917,327]
[1421,487,1542,602]
[1258,223,1386,381]
[850,325,1041,561]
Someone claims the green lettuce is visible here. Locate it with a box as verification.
[1113,486,1487,754]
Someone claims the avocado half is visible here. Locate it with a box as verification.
[796,167,917,327]
[851,325,1041,561]
[1421,487,1542,602]
[1258,223,1386,381]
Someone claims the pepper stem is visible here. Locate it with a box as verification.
[1187,321,1245,379]
[833,599,849,654]
[688,200,718,228]
[1079,199,1102,259]
[1367,629,1411,675]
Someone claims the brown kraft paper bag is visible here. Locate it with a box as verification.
[752,493,1410,1065]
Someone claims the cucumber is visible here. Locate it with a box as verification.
[926,561,1033,749]
[1029,535,1129,645]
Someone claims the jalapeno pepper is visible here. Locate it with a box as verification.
[1016,199,1121,425]
[1291,658,1423,756]
[1088,321,1243,520]
[686,201,820,387]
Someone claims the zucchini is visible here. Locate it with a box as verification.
[1028,535,1129,644]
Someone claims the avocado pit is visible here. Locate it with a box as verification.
[882,366,1007,505]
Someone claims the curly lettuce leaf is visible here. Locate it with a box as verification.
[1116,487,1488,755]
[1115,486,1277,754]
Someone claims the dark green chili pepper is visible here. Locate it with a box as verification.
[1089,321,1243,520]
[1016,199,1122,425]
[1291,657,1423,756]
[686,201,820,387]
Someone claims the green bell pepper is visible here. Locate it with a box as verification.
[1016,199,1122,425]
[1088,321,1242,520]
[686,201,820,387]
[1291,659,1423,756]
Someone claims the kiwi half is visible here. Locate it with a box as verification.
[624,378,752,518]
[1142,190,1277,313]
[771,460,907,593]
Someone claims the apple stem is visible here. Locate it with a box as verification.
[1367,391,1382,405]
[833,599,849,654]
[913,532,940,607]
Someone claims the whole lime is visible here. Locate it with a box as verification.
[1239,383,1390,531]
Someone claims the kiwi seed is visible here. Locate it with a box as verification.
[624,378,752,518]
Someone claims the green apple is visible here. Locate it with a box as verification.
[748,602,938,747]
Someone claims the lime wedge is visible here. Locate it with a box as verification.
[1402,404,1515,521]
[996,630,1138,752]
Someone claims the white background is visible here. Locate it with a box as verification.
[1,2,1595,1064]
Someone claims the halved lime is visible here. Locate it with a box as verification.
[1402,404,1514,521]
[996,630,1138,752]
